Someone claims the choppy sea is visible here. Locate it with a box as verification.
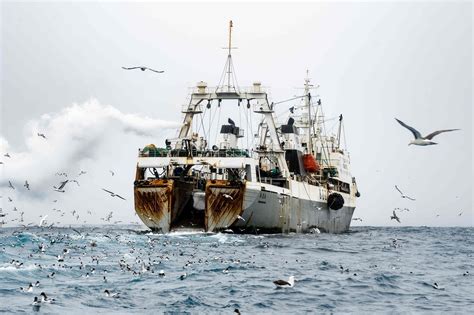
[0,226,472,314]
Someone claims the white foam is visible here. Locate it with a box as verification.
[0,263,39,272]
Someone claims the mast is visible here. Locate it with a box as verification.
[304,70,312,155]
[218,20,238,93]
[337,114,343,148]
[227,20,233,91]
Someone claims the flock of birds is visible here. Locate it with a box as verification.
[0,131,131,228]
[2,227,301,312]
[352,118,461,224]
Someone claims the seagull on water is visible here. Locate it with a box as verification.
[390,210,401,223]
[104,289,120,298]
[20,283,34,292]
[273,276,295,288]
[102,189,126,200]
[122,66,164,73]
[395,118,459,146]
[40,292,55,303]
[395,185,416,201]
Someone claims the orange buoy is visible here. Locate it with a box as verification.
[303,154,320,172]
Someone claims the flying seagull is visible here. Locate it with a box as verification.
[273,276,295,288]
[390,210,401,223]
[395,118,459,146]
[122,66,164,73]
[39,215,48,227]
[222,194,234,201]
[102,188,126,200]
[395,185,416,201]
[53,180,69,192]
[24,181,30,190]
[8,181,15,189]
[37,133,46,139]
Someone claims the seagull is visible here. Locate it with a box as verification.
[273,276,295,288]
[431,282,444,290]
[53,180,69,192]
[395,185,416,201]
[32,296,41,309]
[20,283,34,292]
[109,170,115,176]
[104,289,120,298]
[78,170,87,176]
[458,211,463,216]
[122,66,164,73]
[102,189,126,200]
[395,118,459,146]
[222,194,234,201]
[70,179,80,186]
[8,181,15,189]
[390,210,401,223]
[39,215,48,227]
[352,217,363,222]
[4,153,11,158]
[40,292,55,303]
[24,180,30,190]
[37,133,46,139]
[179,272,187,280]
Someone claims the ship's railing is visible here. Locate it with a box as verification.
[192,85,267,95]
[139,148,250,158]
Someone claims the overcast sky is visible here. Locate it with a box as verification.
[0,1,472,227]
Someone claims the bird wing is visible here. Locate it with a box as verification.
[395,216,400,223]
[424,129,459,140]
[405,196,416,201]
[394,185,403,196]
[122,66,141,70]
[102,188,114,194]
[115,194,126,200]
[273,280,290,286]
[147,68,164,73]
[395,118,422,139]
[57,180,68,190]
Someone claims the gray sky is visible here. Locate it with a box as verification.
[1,1,472,227]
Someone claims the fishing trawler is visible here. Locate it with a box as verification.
[133,21,360,233]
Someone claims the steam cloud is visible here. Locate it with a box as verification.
[0,99,179,194]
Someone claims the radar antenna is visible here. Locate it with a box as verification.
[216,20,239,93]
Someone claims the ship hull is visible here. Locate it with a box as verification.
[134,178,356,234]
[238,185,355,233]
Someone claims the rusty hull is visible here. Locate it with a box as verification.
[205,180,245,232]
[134,179,174,233]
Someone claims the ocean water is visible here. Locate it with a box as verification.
[0,226,472,314]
